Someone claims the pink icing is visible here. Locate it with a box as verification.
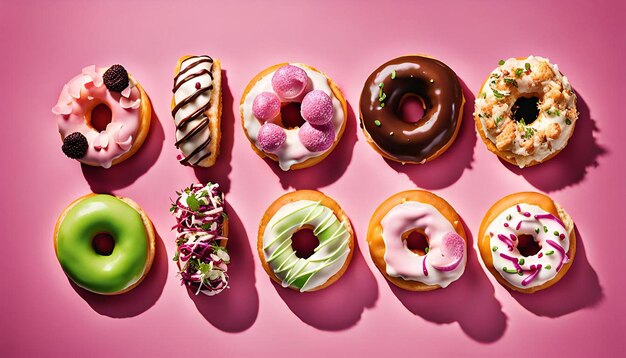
[52,65,142,168]
[271,65,308,100]
[300,90,333,125]
[252,92,281,121]
[380,201,466,287]
[298,122,335,152]
[257,123,286,153]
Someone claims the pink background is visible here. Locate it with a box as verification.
[2,0,625,356]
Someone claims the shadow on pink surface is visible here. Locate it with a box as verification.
[264,101,358,190]
[500,93,606,191]
[510,226,603,316]
[389,220,507,343]
[70,230,168,317]
[385,79,476,189]
[272,239,378,331]
[81,100,165,193]
[194,70,234,193]
[187,202,259,332]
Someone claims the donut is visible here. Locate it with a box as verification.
[258,190,354,292]
[240,63,348,171]
[359,55,465,164]
[171,182,231,296]
[53,194,155,295]
[474,56,578,167]
[478,192,576,293]
[52,64,152,168]
[171,55,223,167]
[367,190,467,291]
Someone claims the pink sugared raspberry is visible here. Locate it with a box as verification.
[252,92,281,121]
[301,90,333,126]
[257,123,286,153]
[298,122,335,152]
[271,65,308,100]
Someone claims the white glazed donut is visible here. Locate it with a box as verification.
[240,63,348,171]
[367,190,467,291]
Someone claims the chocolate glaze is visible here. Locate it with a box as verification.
[359,56,463,163]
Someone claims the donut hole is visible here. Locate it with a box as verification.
[280,102,306,129]
[403,230,429,256]
[291,227,319,259]
[92,233,115,256]
[399,94,426,124]
[90,103,113,132]
[517,234,541,257]
[512,96,540,124]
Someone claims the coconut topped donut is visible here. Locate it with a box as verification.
[475,56,578,167]
[240,63,348,171]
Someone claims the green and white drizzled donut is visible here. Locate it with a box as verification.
[260,195,353,292]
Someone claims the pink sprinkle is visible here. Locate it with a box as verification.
[257,123,286,153]
[516,221,522,230]
[195,82,201,89]
[523,212,531,217]
[516,205,521,212]
[176,154,183,160]
[497,234,514,251]
[253,92,281,121]
[504,223,509,227]
[298,122,335,152]
[538,252,543,258]
[499,253,522,271]
[521,265,542,286]
[559,233,565,240]
[271,65,308,100]
[301,90,334,125]
[422,255,428,276]
[510,233,517,241]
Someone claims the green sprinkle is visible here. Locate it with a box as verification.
[519,258,525,265]
[498,59,505,65]
[544,226,548,233]
[503,267,519,274]
[546,250,555,256]
[565,118,572,125]
[425,247,430,254]
[379,82,384,88]
[535,227,540,234]
[504,78,518,87]
[492,89,504,99]
[379,92,387,102]
[429,79,434,83]
[554,109,561,116]
[380,103,385,107]
[554,231,559,236]
[492,246,498,252]
[391,70,397,79]
[515,68,524,77]
[525,62,531,71]
[518,271,524,276]
[506,214,512,221]
[545,265,552,270]
[374,120,381,127]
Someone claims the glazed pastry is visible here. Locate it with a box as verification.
[52,65,151,168]
[171,183,230,295]
[359,55,464,164]
[171,55,223,167]
[241,63,348,170]
[478,192,576,293]
[475,56,578,167]
[367,190,467,291]
[258,190,354,291]
[54,194,155,295]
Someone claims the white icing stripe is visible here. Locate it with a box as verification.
[380,202,466,288]
[242,64,345,170]
[486,204,571,289]
[173,55,214,164]
[475,56,577,167]
[262,200,351,292]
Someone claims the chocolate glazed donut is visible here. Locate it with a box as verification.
[359,55,464,164]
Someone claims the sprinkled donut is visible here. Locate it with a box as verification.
[171,182,230,296]
[241,63,348,170]
[367,190,467,291]
[52,65,151,168]
[475,56,578,167]
[478,192,576,293]
[359,55,464,164]
[171,55,223,167]
[258,190,354,292]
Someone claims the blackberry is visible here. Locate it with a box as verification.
[62,132,88,159]
[103,64,129,92]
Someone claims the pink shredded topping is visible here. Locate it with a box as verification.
[497,234,515,251]
[546,239,568,272]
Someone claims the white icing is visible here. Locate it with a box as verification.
[380,202,466,288]
[475,56,577,167]
[486,203,571,289]
[241,64,345,170]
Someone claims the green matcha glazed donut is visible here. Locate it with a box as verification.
[54,194,155,295]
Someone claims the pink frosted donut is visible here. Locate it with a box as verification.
[257,123,287,153]
[253,92,281,121]
[301,90,334,126]
[52,65,151,168]
[298,122,335,152]
[271,65,308,100]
